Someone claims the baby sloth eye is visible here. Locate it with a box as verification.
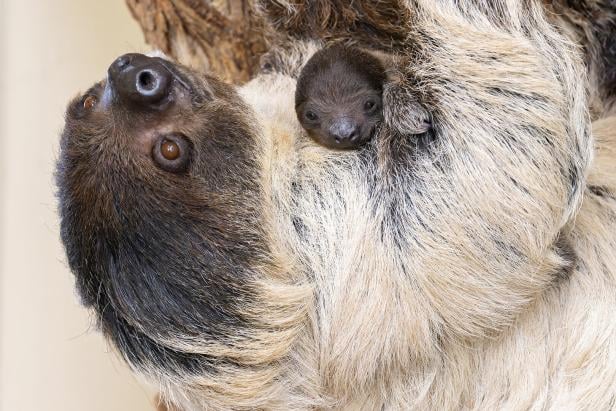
[363,99,378,113]
[152,134,192,173]
[83,95,97,110]
[305,110,319,122]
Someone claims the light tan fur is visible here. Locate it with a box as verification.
[146,1,614,409]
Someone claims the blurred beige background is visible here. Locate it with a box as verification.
[0,1,158,410]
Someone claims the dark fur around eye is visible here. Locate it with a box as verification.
[305,110,319,122]
[363,98,380,114]
[152,133,193,173]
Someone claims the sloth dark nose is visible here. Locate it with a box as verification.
[329,118,360,144]
[108,53,172,106]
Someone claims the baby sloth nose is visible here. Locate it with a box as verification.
[108,53,172,106]
[329,118,360,144]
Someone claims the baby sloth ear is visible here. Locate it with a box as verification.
[382,80,432,135]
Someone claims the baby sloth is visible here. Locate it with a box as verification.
[295,45,385,149]
[295,44,432,149]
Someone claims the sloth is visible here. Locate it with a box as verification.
[295,44,386,149]
[294,44,431,149]
[57,1,616,410]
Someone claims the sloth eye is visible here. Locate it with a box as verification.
[152,134,192,173]
[83,95,98,110]
[305,110,319,122]
[364,99,378,113]
[161,140,180,160]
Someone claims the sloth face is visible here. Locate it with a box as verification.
[296,84,382,150]
[295,45,386,149]
[57,53,268,373]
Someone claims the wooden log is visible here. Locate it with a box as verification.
[126,0,268,83]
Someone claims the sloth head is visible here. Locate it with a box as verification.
[295,45,386,149]
[56,53,283,375]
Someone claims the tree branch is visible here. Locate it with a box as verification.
[126,0,268,83]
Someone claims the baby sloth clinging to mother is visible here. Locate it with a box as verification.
[295,44,432,149]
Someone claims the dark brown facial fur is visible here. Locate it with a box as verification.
[56,53,267,375]
[295,45,387,149]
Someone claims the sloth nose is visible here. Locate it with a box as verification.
[108,53,172,106]
[329,118,360,144]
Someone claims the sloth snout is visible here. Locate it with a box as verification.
[329,118,360,143]
[108,53,172,107]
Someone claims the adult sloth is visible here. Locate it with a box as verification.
[57,1,615,409]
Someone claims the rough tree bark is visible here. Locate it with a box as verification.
[126,0,268,83]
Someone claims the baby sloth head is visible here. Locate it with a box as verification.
[295,45,386,149]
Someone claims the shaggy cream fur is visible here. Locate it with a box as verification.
[60,1,616,409]
[190,1,614,409]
